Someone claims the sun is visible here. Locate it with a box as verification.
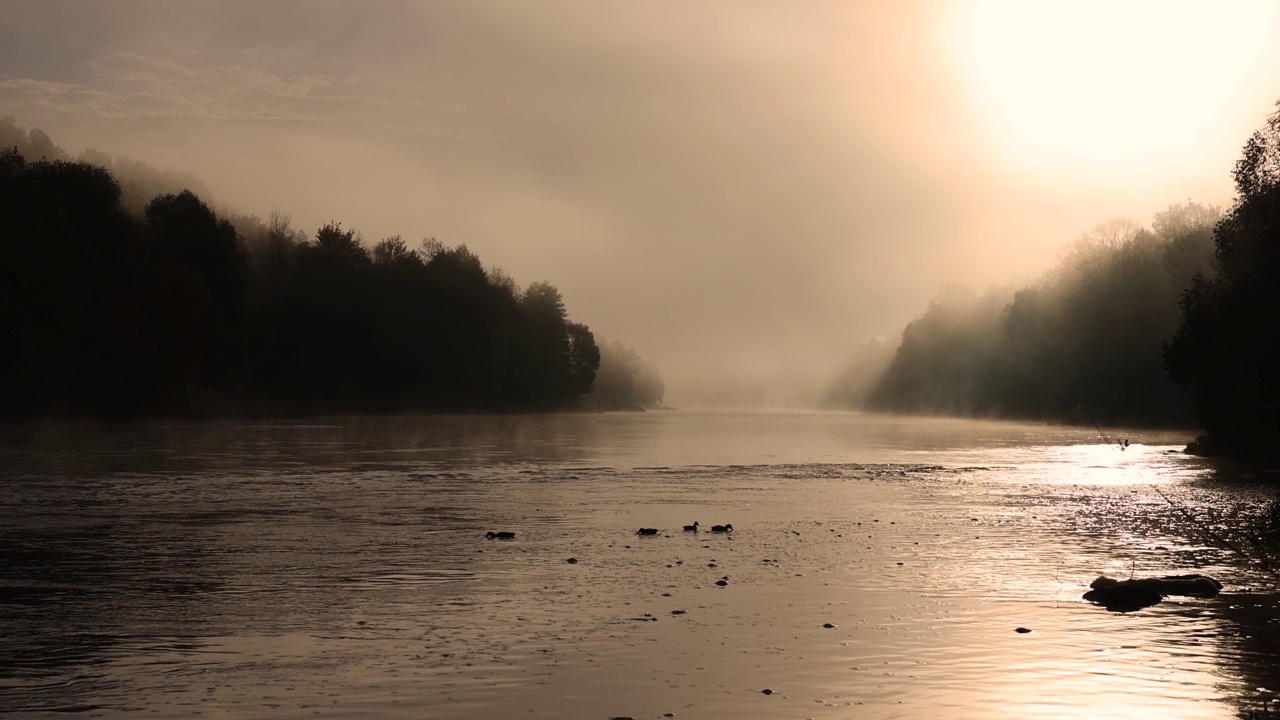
[944,0,1278,171]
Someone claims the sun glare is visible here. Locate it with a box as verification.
[947,0,1277,170]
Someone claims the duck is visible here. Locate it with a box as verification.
[485,531,516,539]
[636,527,660,536]
[710,524,733,533]
[683,521,700,533]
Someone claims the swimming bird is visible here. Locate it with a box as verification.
[485,531,516,539]
[683,521,700,533]
[636,527,660,536]
[710,524,733,533]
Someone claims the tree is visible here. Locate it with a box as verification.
[0,119,617,417]
[586,340,662,410]
[310,222,369,266]
[145,190,247,302]
[140,190,250,406]
[0,152,140,416]
[1165,103,1280,460]
[514,282,573,407]
[565,321,601,400]
[372,235,419,268]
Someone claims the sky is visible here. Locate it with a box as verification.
[2,0,1279,406]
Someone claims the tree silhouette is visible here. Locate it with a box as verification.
[0,120,604,420]
[586,340,664,410]
[0,150,142,416]
[864,203,1219,427]
[138,191,249,409]
[1165,104,1280,459]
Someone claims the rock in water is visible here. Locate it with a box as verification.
[1084,583,1163,612]
[1083,574,1222,612]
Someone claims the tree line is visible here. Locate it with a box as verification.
[843,102,1280,461]
[0,129,609,419]
[1164,104,1280,461]
[854,204,1218,428]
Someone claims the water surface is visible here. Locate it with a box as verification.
[2,412,1277,719]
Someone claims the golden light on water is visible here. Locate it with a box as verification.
[3,415,1274,718]
[946,0,1278,170]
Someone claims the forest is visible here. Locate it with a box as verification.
[846,103,1280,461]
[1164,105,1280,461]
[0,118,667,419]
[854,204,1218,428]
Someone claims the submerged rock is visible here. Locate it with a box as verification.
[1083,574,1222,612]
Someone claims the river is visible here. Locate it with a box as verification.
[1,411,1277,719]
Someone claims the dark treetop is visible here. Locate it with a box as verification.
[0,146,602,419]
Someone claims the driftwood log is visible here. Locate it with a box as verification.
[1082,574,1222,612]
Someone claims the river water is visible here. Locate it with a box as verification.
[1,411,1277,719]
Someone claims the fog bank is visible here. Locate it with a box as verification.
[4,1,1278,406]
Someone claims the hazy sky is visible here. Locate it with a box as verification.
[3,0,1278,404]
